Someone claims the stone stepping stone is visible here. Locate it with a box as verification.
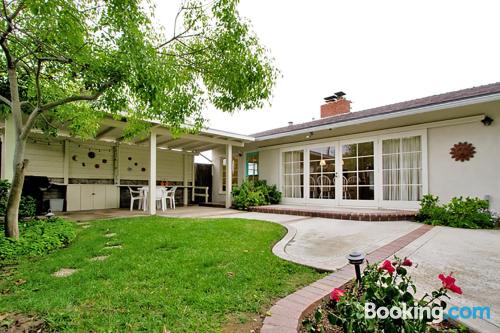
[80,224,91,229]
[103,245,122,250]
[104,233,116,238]
[89,255,109,262]
[52,268,78,277]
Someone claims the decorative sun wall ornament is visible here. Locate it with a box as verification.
[450,142,476,162]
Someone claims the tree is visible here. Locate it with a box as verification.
[0,0,278,238]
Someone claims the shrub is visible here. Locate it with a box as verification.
[0,180,38,219]
[0,217,76,264]
[416,194,494,229]
[304,257,464,333]
[232,179,281,210]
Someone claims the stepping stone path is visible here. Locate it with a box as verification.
[80,224,91,229]
[89,255,109,261]
[104,233,116,238]
[52,268,78,277]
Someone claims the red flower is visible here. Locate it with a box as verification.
[438,273,463,294]
[379,260,395,274]
[330,288,345,302]
[402,258,413,267]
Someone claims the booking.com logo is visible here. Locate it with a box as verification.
[365,302,491,323]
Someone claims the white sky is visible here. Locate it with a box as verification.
[154,0,500,136]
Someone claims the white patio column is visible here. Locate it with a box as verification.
[183,154,189,206]
[148,129,157,215]
[1,115,15,181]
[225,144,232,208]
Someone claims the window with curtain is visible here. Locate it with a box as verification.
[221,157,238,192]
[282,150,304,198]
[246,152,259,181]
[382,136,422,201]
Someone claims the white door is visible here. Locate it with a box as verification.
[80,185,94,210]
[93,185,106,210]
[338,139,377,207]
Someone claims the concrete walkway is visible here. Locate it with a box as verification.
[396,226,500,332]
[211,211,421,271]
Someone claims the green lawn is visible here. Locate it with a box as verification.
[0,216,322,332]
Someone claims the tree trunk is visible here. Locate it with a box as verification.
[4,67,27,239]
[4,139,27,239]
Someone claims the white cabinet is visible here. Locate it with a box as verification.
[66,184,120,211]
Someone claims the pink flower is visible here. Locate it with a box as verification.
[330,288,345,302]
[438,273,463,294]
[379,260,395,274]
[402,258,413,267]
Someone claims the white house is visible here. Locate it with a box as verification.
[2,82,499,215]
[212,82,500,212]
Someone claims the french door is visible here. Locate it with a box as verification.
[281,132,425,208]
[339,139,376,206]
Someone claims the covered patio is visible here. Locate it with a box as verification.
[0,115,254,214]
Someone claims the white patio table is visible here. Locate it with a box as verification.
[139,186,169,212]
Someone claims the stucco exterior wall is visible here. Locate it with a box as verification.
[259,148,280,186]
[427,109,500,212]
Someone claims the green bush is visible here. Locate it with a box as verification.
[416,194,494,229]
[0,217,76,263]
[232,179,281,210]
[0,180,38,219]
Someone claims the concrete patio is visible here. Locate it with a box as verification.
[60,206,239,222]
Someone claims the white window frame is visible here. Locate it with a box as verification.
[338,137,378,207]
[280,147,306,203]
[376,129,428,209]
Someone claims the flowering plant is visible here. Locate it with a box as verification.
[303,257,464,333]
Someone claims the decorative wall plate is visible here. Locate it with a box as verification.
[450,142,476,162]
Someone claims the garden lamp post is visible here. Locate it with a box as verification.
[347,250,365,283]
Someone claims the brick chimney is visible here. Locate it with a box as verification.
[320,93,351,118]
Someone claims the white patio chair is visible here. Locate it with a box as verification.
[165,186,177,209]
[128,186,144,211]
[318,175,331,199]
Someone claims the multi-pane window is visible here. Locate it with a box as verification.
[282,150,304,198]
[246,152,259,181]
[221,157,238,192]
[309,146,336,199]
[342,141,375,200]
[382,136,422,201]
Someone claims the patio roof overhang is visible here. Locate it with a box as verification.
[0,115,255,155]
[92,117,255,154]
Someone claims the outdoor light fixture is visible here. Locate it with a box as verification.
[347,250,365,283]
[305,132,314,139]
[320,159,327,166]
[481,116,494,126]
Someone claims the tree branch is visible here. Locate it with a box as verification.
[0,94,11,106]
[20,79,116,140]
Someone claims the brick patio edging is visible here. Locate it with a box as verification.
[249,206,417,222]
[260,224,433,333]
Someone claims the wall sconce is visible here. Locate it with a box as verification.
[481,116,493,126]
[319,159,326,166]
[305,132,314,139]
